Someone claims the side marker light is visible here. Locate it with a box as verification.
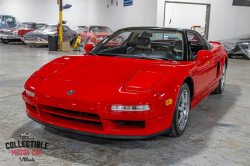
[166,99,173,106]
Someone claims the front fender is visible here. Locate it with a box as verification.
[152,65,193,114]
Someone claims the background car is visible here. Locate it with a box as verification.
[79,25,123,46]
[0,15,19,29]
[22,27,228,139]
[2,22,47,44]
[23,24,77,47]
[221,34,250,60]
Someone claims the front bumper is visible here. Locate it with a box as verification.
[28,114,170,139]
[22,89,173,139]
[2,35,19,40]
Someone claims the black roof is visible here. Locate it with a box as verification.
[118,26,194,32]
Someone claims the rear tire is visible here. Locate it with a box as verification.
[212,64,226,94]
[3,40,9,44]
[166,82,191,137]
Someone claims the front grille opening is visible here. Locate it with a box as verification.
[48,106,100,119]
[51,113,102,126]
[116,121,145,127]
[26,103,38,114]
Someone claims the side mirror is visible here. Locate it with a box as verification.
[197,50,213,62]
[85,31,87,33]
[84,44,93,53]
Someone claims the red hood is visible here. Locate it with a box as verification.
[51,55,173,82]
[31,55,174,102]
[91,31,112,36]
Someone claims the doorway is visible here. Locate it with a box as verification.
[163,1,211,40]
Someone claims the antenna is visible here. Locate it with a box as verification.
[169,9,174,28]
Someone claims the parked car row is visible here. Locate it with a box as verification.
[0,18,119,48]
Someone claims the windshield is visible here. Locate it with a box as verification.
[91,30,185,61]
[36,24,46,30]
[89,26,112,33]
[42,25,57,32]
[19,23,35,29]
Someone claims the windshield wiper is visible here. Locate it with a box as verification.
[129,55,168,60]
[140,57,168,60]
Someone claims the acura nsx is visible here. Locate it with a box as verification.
[23,27,228,139]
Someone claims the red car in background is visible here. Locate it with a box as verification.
[2,22,47,44]
[79,25,124,47]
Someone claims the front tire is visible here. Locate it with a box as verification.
[3,40,9,44]
[243,55,250,60]
[166,83,191,137]
[212,63,226,94]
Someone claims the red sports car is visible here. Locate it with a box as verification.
[23,27,228,139]
[79,25,123,47]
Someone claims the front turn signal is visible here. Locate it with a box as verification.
[166,99,173,106]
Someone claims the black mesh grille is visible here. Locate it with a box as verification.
[51,113,102,126]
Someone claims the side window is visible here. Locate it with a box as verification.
[63,26,69,32]
[188,32,207,58]
[83,27,88,32]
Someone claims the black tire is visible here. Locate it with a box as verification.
[166,82,191,137]
[228,54,234,58]
[3,40,9,44]
[212,64,226,94]
[243,55,250,60]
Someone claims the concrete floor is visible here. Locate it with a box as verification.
[0,43,249,166]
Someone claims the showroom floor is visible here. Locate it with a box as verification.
[0,43,249,166]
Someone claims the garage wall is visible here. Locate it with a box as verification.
[164,3,207,29]
[0,0,157,31]
[87,0,157,32]
[0,0,89,29]
[157,0,250,41]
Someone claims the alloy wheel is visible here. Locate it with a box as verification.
[177,89,190,131]
[221,65,226,90]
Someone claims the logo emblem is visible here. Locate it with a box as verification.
[19,133,36,139]
[67,90,74,95]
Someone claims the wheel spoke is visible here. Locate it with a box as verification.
[178,113,183,124]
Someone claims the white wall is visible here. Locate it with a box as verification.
[164,3,206,29]
[0,0,89,29]
[1,0,249,41]
[87,0,157,32]
[157,0,250,41]
[0,0,157,31]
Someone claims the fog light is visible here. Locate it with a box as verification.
[111,105,150,111]
[26,90,35,97]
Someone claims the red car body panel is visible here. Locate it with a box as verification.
[18,29,36,37]
[22,36,227,138]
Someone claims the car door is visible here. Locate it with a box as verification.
[189,31,217,95]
